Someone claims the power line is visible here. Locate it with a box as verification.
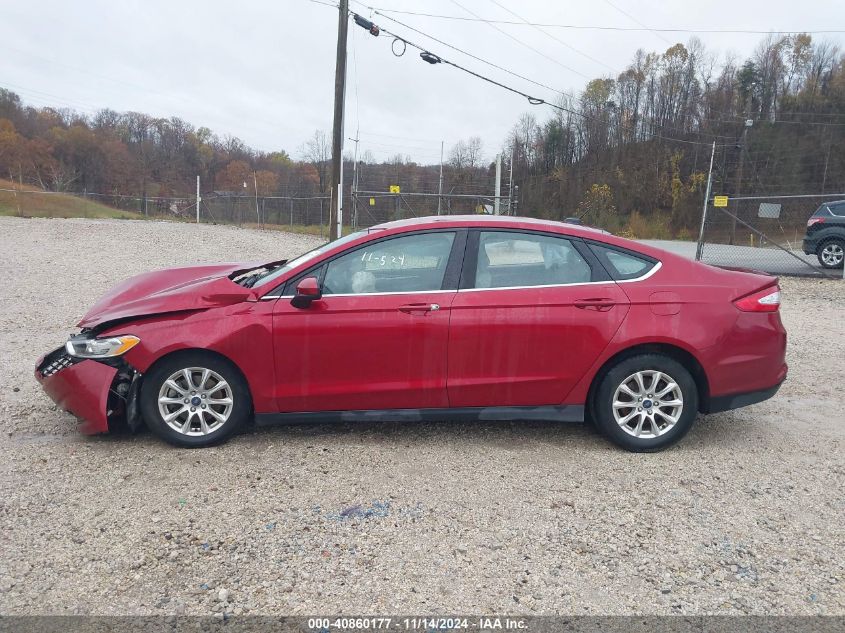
[349,5,731,143]
[602,0,673,45]
[360,4,577,102]
[358,130,448,143]
[705,113,845,127]
[487,0,615,73]
[365,7,845,34]
[359,139,444,153]
[350,12,730,148]
[1,82,103,114]
[769,119,845,127]
[770,110,845,119]
[449,0,591,80]
[324,4,775,146]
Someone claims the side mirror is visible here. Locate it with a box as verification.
[291,276,322,309]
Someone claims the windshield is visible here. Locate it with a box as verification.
[250,230,367,289]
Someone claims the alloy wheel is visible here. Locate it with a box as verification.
[612,370,684,439]
[820,243,844,267]
[157,367,234,436]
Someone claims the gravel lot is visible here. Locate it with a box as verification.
[1,217,843,616]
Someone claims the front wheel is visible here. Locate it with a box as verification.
[140,352,251,448]
[817,238,845,269]
[592,354,698,452]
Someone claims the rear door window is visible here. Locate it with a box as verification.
[472,231,593,288]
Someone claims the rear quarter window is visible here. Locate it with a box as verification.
[588,243,658,281]
[829,203,845,217]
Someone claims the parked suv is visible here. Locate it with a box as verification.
[803,201,845,269]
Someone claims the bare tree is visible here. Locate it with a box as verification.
[448,137,484,170]
[448,140,468,169]
[465,136,484,169]
[300,129,330,193]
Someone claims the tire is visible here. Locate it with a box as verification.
[140,351,251,448]
[816,238,845,269]
[592,354,698,452]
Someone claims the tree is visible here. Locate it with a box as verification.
[301,129,330,193]
[578,183,616,228]
[266,151,292,166]
[0,31,842,236]
[254,170,279,196]
[465,136,484,168]
[0,119,25,180]
[448,140,468,169]
[218,160,251,191]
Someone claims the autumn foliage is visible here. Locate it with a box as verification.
[1,33,844,236]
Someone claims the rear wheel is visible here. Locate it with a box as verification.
[592,354,698,452]
[140,352,251,448]
[817,238,845,269]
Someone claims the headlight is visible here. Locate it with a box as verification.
[65,335,140,358]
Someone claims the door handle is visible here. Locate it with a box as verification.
[574,298,616,311]
[399,303,440,314]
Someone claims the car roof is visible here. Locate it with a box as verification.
[370,214,610,238]
[365,214,691,264]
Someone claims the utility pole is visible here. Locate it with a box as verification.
[507,148,514,215]
[695,141,717,261]
[822,135,832,193]
[329,0,349,240]
[196,175,200,223]
[437,140,444,215]
[730,95,753,245]
[349,133,359,230]
[253,171,260,228]
[494,153,502,215]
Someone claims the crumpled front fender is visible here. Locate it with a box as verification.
[35,351,116,435]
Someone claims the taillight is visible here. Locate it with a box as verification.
[807,217,825,227]
[734,286,781,312]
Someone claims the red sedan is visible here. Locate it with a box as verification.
[35,215,787,452]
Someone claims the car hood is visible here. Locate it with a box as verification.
[77,261,274,328]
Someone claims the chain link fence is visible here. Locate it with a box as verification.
[349,192,509,230]
[697,194,845,278]
[3,185,510,240]
[201,194,330,237]
[7,184,842,279]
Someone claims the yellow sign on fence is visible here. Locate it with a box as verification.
[713,195,728,207]
[389,185,400,194]
[369,197,375,206]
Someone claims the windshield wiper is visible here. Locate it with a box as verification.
[232,260,288,288]
[240,272,265,288]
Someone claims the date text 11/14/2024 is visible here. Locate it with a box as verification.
[307,617,529,631]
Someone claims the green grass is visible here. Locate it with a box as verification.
[240,222,327,237]
[0,180,144,219]
[0,181,331,236]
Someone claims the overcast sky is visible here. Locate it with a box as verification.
[2,0,844,164]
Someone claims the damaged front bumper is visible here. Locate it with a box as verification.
[35,346,143,435]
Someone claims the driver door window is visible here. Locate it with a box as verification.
[322,232,456,295]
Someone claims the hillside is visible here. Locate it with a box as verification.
[0,179,142,219]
